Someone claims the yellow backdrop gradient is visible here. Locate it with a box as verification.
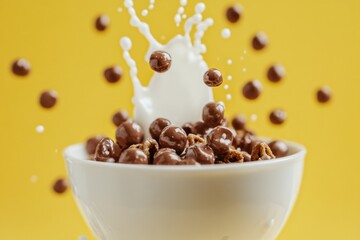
[0,0,359,239]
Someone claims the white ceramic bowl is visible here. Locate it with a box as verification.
[64,140,306,240]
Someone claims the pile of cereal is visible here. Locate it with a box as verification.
[86,102,289,165]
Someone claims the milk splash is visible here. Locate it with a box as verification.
[121,0,214,133]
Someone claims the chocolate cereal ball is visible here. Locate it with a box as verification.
[159,126,187,155]
[149,51,172,73]
[202,102,225,128]
[206,126,234,156]
[115,121,144,151]
[149,118,172,141]
[153,148,181,165]
[185,144,215,165]
[119,148,148,164]
[95,137,121,162]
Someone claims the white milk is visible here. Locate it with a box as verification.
[121,0,214,133]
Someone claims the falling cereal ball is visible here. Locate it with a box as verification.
[149,50,172,73]
[104,66,122,83]
[226,4,243,23]
[12,59,31,76]
[95,15,110,31]
[52,178,68,194]
[269,109,287,125]
[242,80,262,100]
[203,68,223,87]
[112,110,129,127]
[39,90,58,109]
[316,86,331,103]
[267,64,285,82]
[252,32,268,50]
[231,114,246,130]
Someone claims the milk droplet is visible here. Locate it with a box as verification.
[226,94,232,100]
[117,7,123,12]
[227,75,232,80]
[240,56,244,61]
[182,14,187,19]
[251,114,258,121]
[36,125,45,133]
[242,67,247,72]
[195,3,205,13]
[221,28,231,39]
[227,59,232,65]
[243,49,247,54]
[174,0,188,26]
[30,175,38,183]
[224,84,229,90]
[142,9,149,16]
[55,148,58,153]
[120,37,132,50]
[148,0,155,10]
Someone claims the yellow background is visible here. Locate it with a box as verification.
[0,0,359,239]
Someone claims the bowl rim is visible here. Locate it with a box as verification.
[63,138,306,172]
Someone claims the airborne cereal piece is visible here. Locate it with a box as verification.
[104,66,122,83]
[269,109,287,125]
[12,59,31,76]
[149,118,171,141]
[316,87,332,103]
[226,4,243,23]
[112,110,129,127]
[153,148,181,165]
[223,149,244,163]
[159,126,187,155]
[187,134,206,146]
[251,142,275,161]
[149,50,172,73]
[95,15,110,31]
[268,140,289,158]
[39,90,58,109]
[115,121,144,151]
[52,178,68,194]
[206,126,234,156]
[267,64,285,82]
[252,32,268,50]
[95,137,121,162]
[242,80,262,100]
[86,135,105,155]
[231,114,246,130]
[202,102,225,127]
[185,144,215,165]
[203,68,223,87]
[118,148,148,164]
